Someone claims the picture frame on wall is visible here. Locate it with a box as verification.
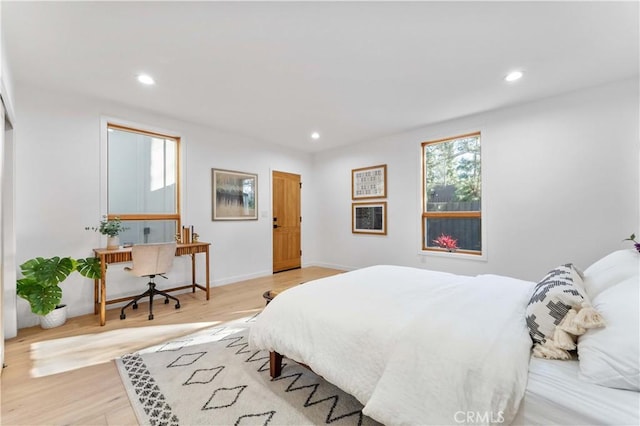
[352,201,387,235]
[211,168,258,220]
[352,164,387,200]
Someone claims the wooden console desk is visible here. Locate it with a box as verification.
[93,242,210,326]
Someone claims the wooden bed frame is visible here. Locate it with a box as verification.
[270,350,317,379]
[269,351,283,378]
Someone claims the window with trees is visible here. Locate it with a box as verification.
[107,123,181,245]
[422,132,482,255]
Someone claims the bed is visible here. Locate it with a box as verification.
[513,358,639,425]
[248,250,639,425]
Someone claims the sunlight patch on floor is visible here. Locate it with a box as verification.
[30,321,222,377]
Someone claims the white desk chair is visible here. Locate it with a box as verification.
[120,242,180,320]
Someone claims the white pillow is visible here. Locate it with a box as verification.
[578,276,639,390]
[583,249,639,299]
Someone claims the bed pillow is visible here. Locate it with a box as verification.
[526,264,604,359]
[578,276,639,390]
[582,249,639,299]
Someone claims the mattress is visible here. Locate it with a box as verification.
[513,357,640,425]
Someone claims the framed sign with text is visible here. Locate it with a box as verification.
[351,164,387,200]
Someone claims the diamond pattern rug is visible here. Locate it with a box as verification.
[115,316,380,426]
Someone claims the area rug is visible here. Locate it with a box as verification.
[116,316,380,426]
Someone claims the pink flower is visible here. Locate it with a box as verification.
[433,234,458,250]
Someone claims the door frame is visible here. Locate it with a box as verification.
[0,92,17,371]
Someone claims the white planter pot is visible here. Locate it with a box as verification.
[40,305,68,329]
[106,236,120,250]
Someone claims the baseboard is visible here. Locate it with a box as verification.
[211,269,274,286]
[302,261,357,272]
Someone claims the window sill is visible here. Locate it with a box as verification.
[418,249,487,262]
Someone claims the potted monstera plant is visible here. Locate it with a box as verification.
[16,256,101,328]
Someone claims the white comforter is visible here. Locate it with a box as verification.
[249,265,535,425]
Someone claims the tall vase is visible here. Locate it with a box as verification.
[106,235,120,250]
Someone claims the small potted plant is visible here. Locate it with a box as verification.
[86,215,128,250]
[16,256,101,328]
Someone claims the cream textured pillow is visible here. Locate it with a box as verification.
[583,249,639,299]
[578,276,639,390]
[526,264,605,360]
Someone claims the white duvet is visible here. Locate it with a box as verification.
[249,265,535,425]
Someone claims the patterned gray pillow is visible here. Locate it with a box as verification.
[526,264,587,345]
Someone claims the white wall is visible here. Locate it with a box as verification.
[13,84,318,328]
[11,78,639,328]
[314,78,640,281]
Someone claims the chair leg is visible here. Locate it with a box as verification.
[155,289,181,309]
[120,288,152,320]
[120,280,180,321]
[148,282,155,320]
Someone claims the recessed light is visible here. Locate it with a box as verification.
[504,71,523,82]
[311,132,320,140]
[137,74,155,85]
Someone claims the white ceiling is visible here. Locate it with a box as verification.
[3,1,638,153]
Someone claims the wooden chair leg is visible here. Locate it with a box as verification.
[270,351,283,378]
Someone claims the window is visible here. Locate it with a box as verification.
[107,123,181,245]
[422,132,482,255]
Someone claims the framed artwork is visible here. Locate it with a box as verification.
[352,202,387,235]
[352,164,387,200]
[212,169,258,220]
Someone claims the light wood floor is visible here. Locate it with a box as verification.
[1,266,343,426]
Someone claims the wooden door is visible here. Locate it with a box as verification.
[272,171,301,273]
